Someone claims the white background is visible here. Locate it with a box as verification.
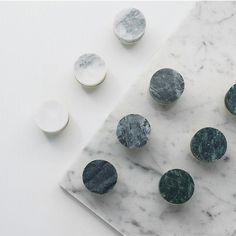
[0,2,194,236]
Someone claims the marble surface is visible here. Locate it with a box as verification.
[225,84,236,115]
[159,169,195,204]
[82,160,118,194]
[116,114,151,148]
[61,2,236,236]
[74,53,107,87]
[34,100,69,133]
[190,127,227,162]
[113,8,146,44]
[149,68,185,104]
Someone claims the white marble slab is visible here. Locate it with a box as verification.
[60,2,236,236]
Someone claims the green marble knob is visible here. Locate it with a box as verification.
[225,84,236,115]
[82,160,118,194]
[149,68,184,105]
[116,114,151,148]
[159,169,194,204]
[190,127,227,162]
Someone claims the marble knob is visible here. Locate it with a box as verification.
[34,100,69,133]
[82,160,118,194]
[190,127,227,162]
[116,114,151,148]
[225,84,236,115]
[149,68,185,105]
[113,8,146,44]
[74,53,107,87]
[159,169,195,204]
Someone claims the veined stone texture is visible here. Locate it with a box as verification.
[116,114,151,148]
[61,3,236,236]
[159,169,194,204]
[113,8,146,44]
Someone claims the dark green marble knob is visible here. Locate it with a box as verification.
[149,68,184,105]
[82,160,118,194]
[116,114,151,148]
[225,84,236,115]
[190,127,227,162]
[159,169,194,204]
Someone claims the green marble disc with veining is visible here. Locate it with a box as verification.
[149,68,185,105]
[116,114,151,148]
[190,127,227,162]
[225,84,236,115]
[82,160,118,194]
[159,169,195,204]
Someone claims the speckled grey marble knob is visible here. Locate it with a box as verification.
[74,53,107,87]
[116,114,151,148]
[149,68,185,105]
[113,8,146,44]
[190,127,227,162]
[159,169,195,204]
[82,160,118,194]
[225,84,236,115]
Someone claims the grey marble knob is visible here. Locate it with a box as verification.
[225,84,236,115]
[159,169,195,204]
[116,114,151,148]
[74,53,107,87]
[113,8,146,44]
[82,160,118,194]
[190,127,227,162]
[149,68,185,105]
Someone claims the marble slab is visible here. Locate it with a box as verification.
[60,2,236,236]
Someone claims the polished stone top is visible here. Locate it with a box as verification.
[74,53,107,87]
[149,68,184,105]
[113,8,146,44]
[225,84,236,115]
[190,127,227,162]
[82,160,117,194]
[159,169,195,204]
[116,114,151,148]
[34,100,69,133]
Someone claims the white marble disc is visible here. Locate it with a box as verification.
[34,100,69,133]
[74,53,107,87]
[113,8,146,44]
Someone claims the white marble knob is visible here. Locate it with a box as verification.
[34,100,69,133]
[74,53,107,87]
[113,8,146,44]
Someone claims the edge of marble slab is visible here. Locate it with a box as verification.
[60,186,123,235]
[59,2,196,235]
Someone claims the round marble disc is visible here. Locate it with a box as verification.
[113,8,146,44]
[74,53,107,87]
[116,114,151,148]
[190,127,227,162]
[159,169,195,204]
[149,68,185,105]
[34,100,69,133]
[82,160,118,194]
[225,84,236,115]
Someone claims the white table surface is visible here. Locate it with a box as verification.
[0,2,194,236]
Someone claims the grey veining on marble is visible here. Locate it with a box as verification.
[149,68,185,105]
[159,169,194,204]
[116,114,151,148]
[190,127,227,162]
[225,84,236,115]
[82,160,118,194]
[113,8,146,44]
[74,53,107,87]
[61,2,236,236]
